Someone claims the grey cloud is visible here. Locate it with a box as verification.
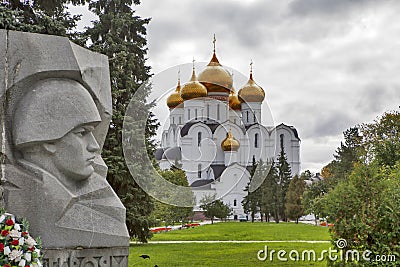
[356,84,400,114]
[288,0,375,17]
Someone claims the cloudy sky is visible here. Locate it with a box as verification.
[72,0,400,173]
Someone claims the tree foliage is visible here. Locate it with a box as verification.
[151,168,194,227]
[200,195,231,224]
[242,159,261,222]
[276,144,292,222]
[285,174,306,223]
[0,0,82,37]
[317,110,400,266]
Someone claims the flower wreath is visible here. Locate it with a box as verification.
[0,210,42,267]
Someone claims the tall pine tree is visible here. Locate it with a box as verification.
[276,137,292,222]
[242,158,261,222]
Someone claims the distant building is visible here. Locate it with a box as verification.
[304,173,323,186]
[156,38,300,219]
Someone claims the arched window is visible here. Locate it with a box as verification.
[188,109,191,120]
[246,111,249,122]
[198,164,202,178]
[253,113,256,123]
[172,117,175,125]
[233,199,237,207]
[217,104,220,120]
[207,104,210,119]
[179,117,182,124]
[255,133,259,148]
[280,134,284,150]
[198,132,202,147]
[195,109,198,120]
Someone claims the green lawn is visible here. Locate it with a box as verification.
[129,243,330,267]
[150,222,330,241]
[128,222,332,266]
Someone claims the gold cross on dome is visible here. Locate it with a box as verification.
[250,60,253,74]
[213,34,216,53]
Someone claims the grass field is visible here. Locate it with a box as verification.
[130,242,330,266]
[129,222,332,266]
[151,221,331,241]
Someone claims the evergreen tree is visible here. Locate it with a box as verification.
[259,160,279,222]
[84,0,158,242]
[0,0,83,37]
[276,141,292,222]
[242,158,261,222]
[285,175,306,223]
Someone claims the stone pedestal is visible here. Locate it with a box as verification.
[43,247,129,267]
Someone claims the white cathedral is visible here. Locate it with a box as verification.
[156,39,301,219]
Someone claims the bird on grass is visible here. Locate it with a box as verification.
[139,254,150,259]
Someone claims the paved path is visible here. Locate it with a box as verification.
[133,240,330,244]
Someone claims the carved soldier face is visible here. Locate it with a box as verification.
[46,124,100,182]
[13,78,103,185]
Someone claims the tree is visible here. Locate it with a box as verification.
[0,0,83,37]
[302,179,329,225]
[325,127,364,185]
[151,168,194,227]
[259,160,279,222]
[242,159,261,222]
[322,162,400,266]
[276,143,292,222]
[285,175,306,223]
[200,195,231,224]
[84,0,158,242]
[361,110,400,168]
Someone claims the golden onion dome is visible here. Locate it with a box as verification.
[198,36,233,93]
[167,77,184,108]
[238,63,265,103]
[229,89,241,111]
[180,66,208,100]
[221,130,240,152]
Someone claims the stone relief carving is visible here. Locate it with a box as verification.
[0,30,129,264]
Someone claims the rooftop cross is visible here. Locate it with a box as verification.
[213,34,216,53]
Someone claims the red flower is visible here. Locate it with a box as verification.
[1,230,9,236]
[28,246,35,251]
[0,243,4,252]
[11,239,19,246]
[5,264,11,267]
[5,219,14,226]
[22,231,28,236]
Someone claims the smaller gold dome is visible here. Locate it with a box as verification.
[238,71,265,103]
[229,89,241,111]
[181,67,208,100]
[221,130,240,152]
[167,77,184,109]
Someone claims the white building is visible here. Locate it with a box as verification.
[156,40,300,219]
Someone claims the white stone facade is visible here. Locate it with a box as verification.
[158,46,301,219]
